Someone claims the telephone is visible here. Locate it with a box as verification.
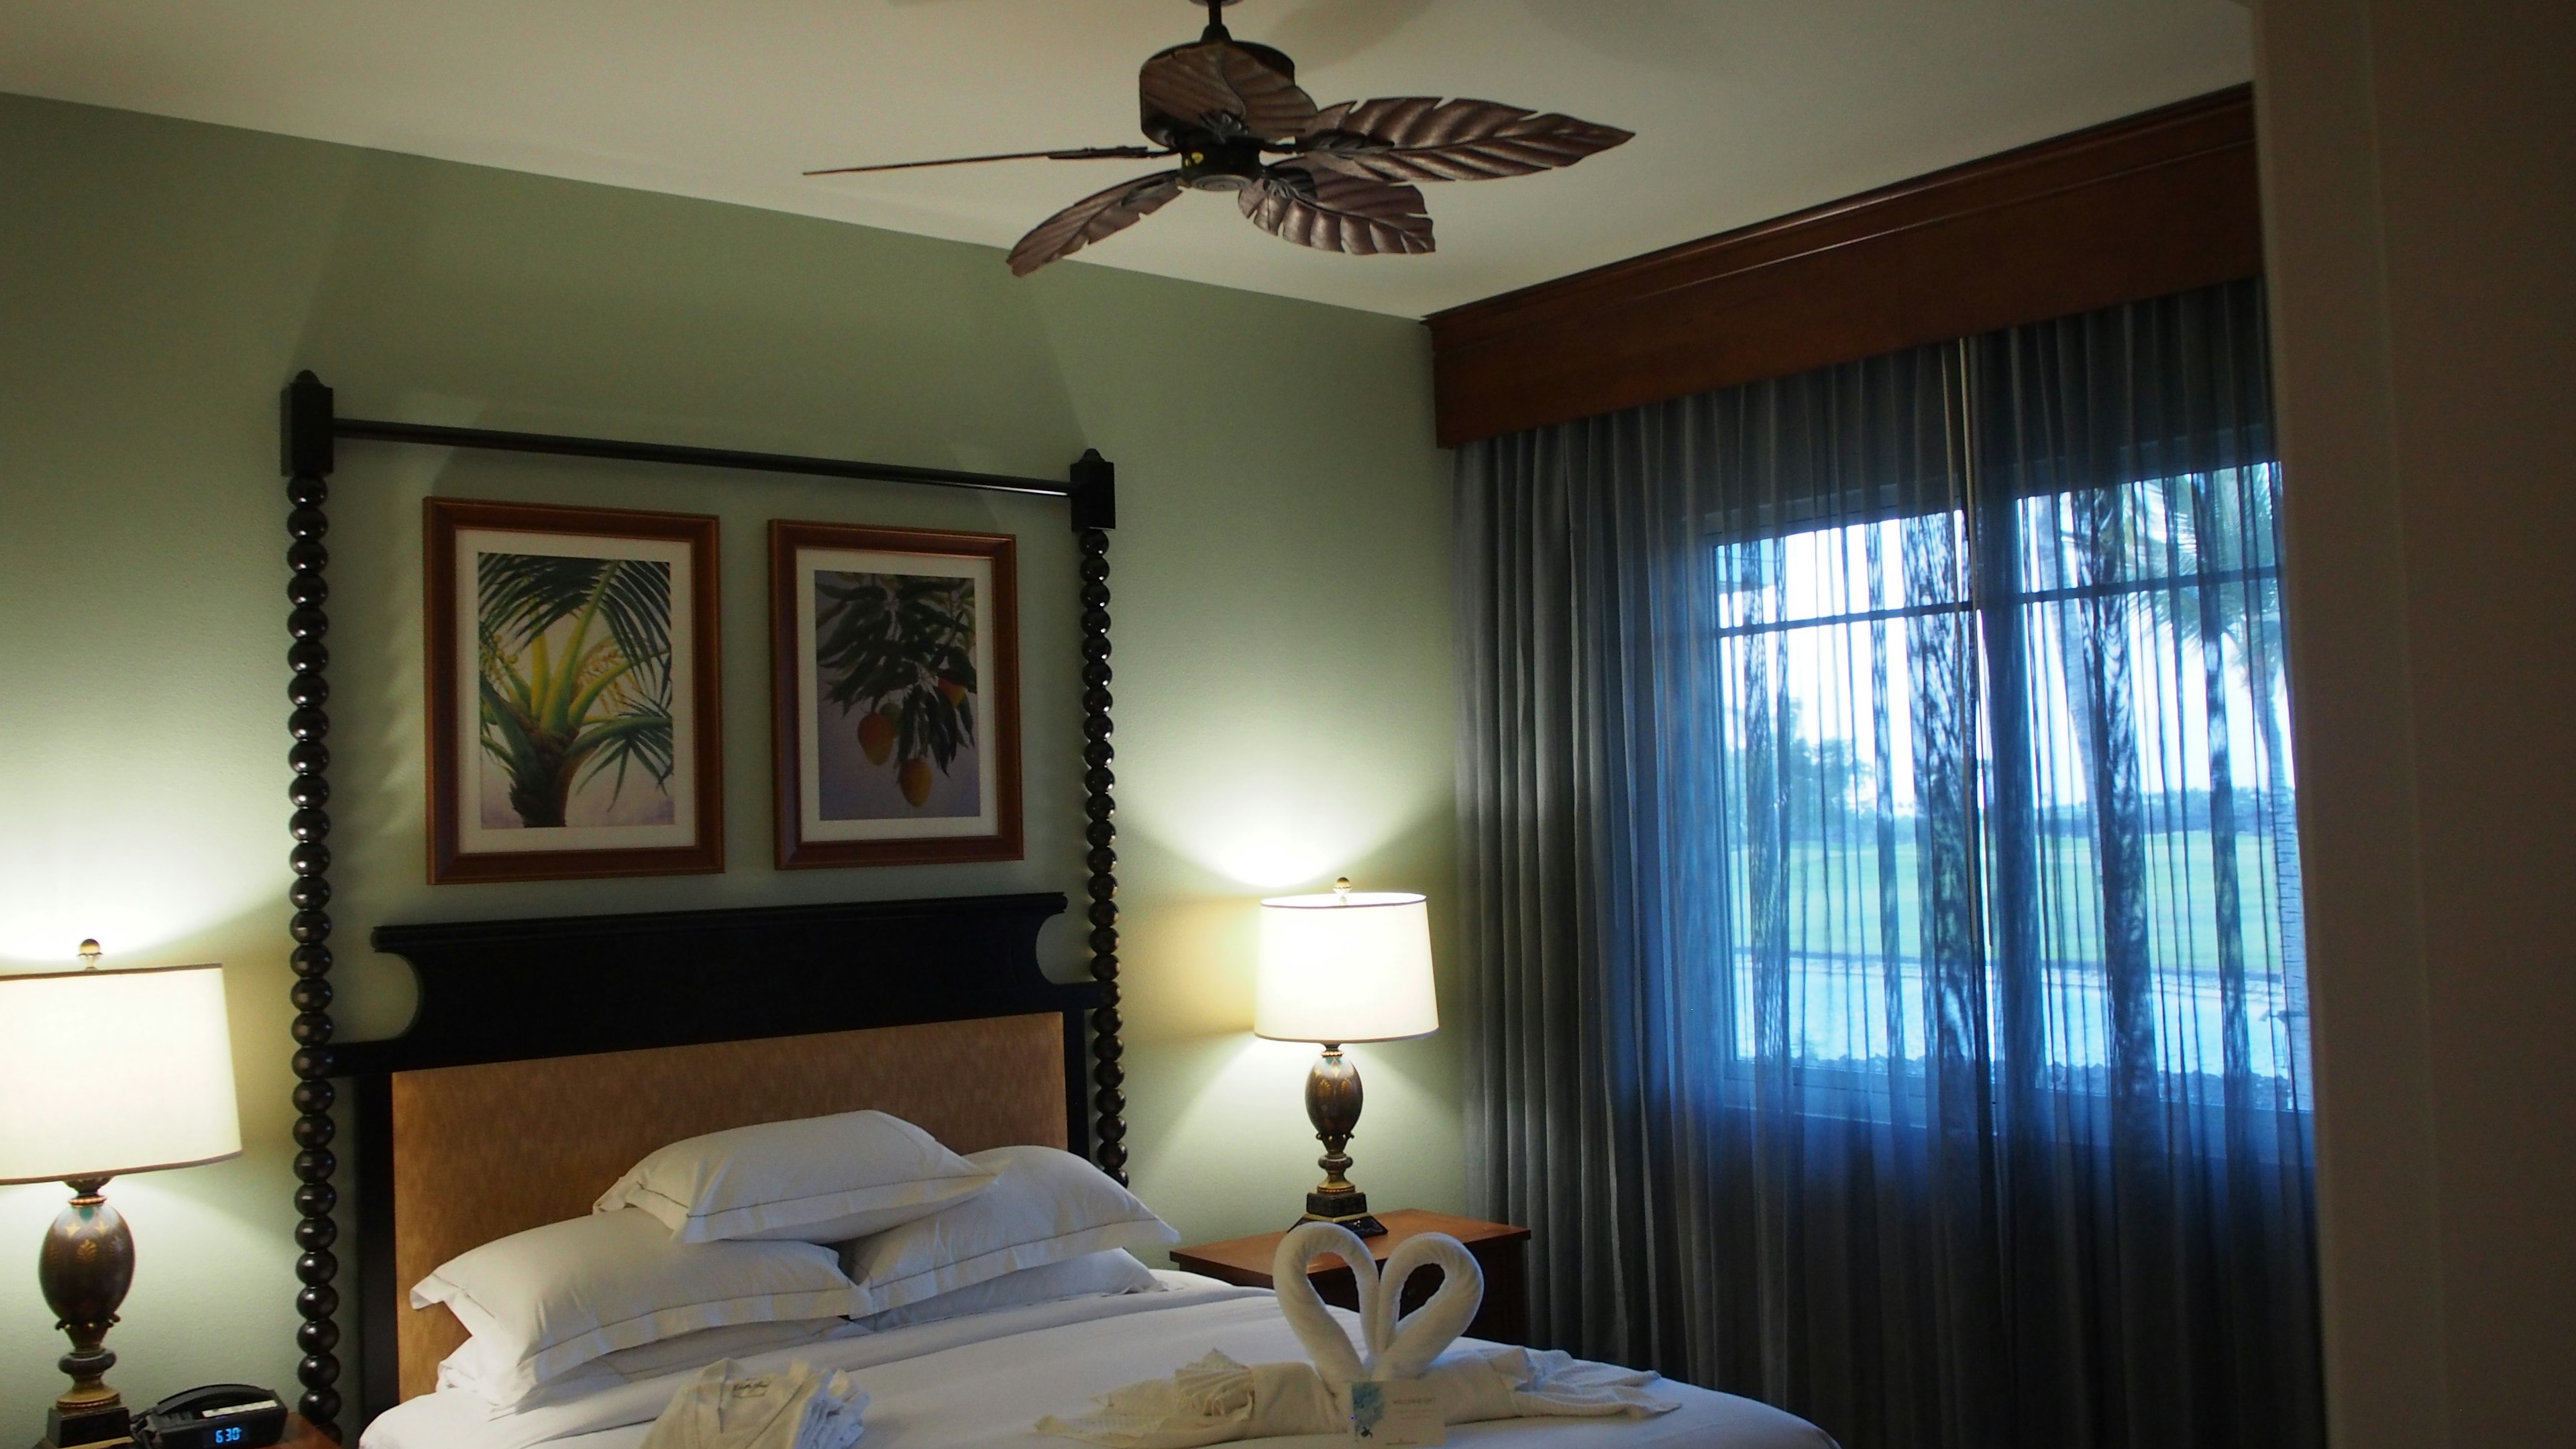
[133,1385,288,1449]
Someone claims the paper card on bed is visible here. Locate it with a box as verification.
[1349,1379,1444,1446]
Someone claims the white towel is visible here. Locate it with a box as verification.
[1269,1222,1485,1382]
[640,1358,869,1449]
[1035,1346,1678,1448]
[1267,1222,1388,1387]
[1040,1223,1674,1446]
[1371,1232,1485,1381]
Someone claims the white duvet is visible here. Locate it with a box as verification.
[362,1274,1833,1449]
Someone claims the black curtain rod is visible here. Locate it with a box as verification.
[334,417,1071,498]
[282,372,1117,530]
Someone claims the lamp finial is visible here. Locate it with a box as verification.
[76,938,101,969]
[1333,877,1352,901]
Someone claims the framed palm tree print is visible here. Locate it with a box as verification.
[425,498,724,883]
[769,521,1022,869]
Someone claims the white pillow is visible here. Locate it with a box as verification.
[439,1316,851,1408]
[848,1248,1162,1333]
[840,1144,1179,1314]
[411,1208,856,1404]
[594,1316,848,1380]
[596,1110,996,1244]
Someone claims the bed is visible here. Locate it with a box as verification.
[334,892,1832,1449]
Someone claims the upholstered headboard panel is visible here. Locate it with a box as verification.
[387,1013,1070,1401]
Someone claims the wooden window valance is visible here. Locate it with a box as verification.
[1425,85,2260,447]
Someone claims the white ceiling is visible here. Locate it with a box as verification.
[0,1,2253,318]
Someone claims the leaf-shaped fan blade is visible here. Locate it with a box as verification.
[1298,98,1632,182]
[806,146,1164,177]
[1140,42,1319,142]
[1007,170,1185,276]
[1240,164,1433,257]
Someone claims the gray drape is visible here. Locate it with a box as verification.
[1454,280,2318,1449]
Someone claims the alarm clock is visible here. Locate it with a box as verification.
[135,1384,289,1449]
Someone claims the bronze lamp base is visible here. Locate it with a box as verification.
[1294,1044,1386,1238]
[37,1177,136,1449]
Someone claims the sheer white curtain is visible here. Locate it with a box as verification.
[1455,280,2319,1449]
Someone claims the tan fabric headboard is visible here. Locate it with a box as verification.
[388,1012,1069,1402]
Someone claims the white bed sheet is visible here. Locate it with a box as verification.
[364,1273,1832,1449]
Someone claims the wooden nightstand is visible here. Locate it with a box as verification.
[1170,1209,1532,1347]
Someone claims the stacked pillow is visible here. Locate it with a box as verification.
[418,1208,857,1406]
[415,1110,1177,1411]
[837,1144,1178,1316]
[596,1110,995,1242]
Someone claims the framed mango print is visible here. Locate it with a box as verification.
[769,521,1022,869]
[424,498,724,883]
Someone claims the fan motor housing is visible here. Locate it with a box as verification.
[1138,38,1300,150]
[1175,133,1267,191]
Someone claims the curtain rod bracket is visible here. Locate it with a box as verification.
[1069,449,1116,532]
[283,370,335,478]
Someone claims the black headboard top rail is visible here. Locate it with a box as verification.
[350,892,1084,1075]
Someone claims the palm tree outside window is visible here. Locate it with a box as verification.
[1711,464,2306,1104]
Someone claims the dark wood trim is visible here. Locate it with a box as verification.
[1426,85,2261,446]
[348,894,1080,1075]
[1074,525,1124,1183]
[423,498,726,883]
[350,1074,394,1423]
[280,371,345,1438]
[767,521,1025,869]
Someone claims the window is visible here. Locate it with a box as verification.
[1711,464,2307,1104]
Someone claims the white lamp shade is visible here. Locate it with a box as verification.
[1255,890,1438,1043]
[0,963,243,1184]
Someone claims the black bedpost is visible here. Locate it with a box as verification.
[1069,449,1126,1183]
[280,370,345,1439]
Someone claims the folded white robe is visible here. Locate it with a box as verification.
[639,1359,869,1449]
[1034,1347,1678,1448]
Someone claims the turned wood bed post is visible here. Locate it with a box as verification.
[281,371,346,1437]
[1069,449,1126,1183]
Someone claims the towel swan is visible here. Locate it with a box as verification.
[1267,1222,1486,1384]
[1038,1221,1677,1446]
[1266,1222,1385,1387]
[1371,1230,1487,1380]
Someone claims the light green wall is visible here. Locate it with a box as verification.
[0,93,1460,1418]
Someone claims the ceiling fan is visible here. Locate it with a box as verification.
[806,0,1634,276]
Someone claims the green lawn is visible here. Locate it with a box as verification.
[1740,826,2295,974]
[1727,828,2305,1073]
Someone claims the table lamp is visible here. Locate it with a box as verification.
[1255,879,1437,1237]
[0,943,243,1449]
